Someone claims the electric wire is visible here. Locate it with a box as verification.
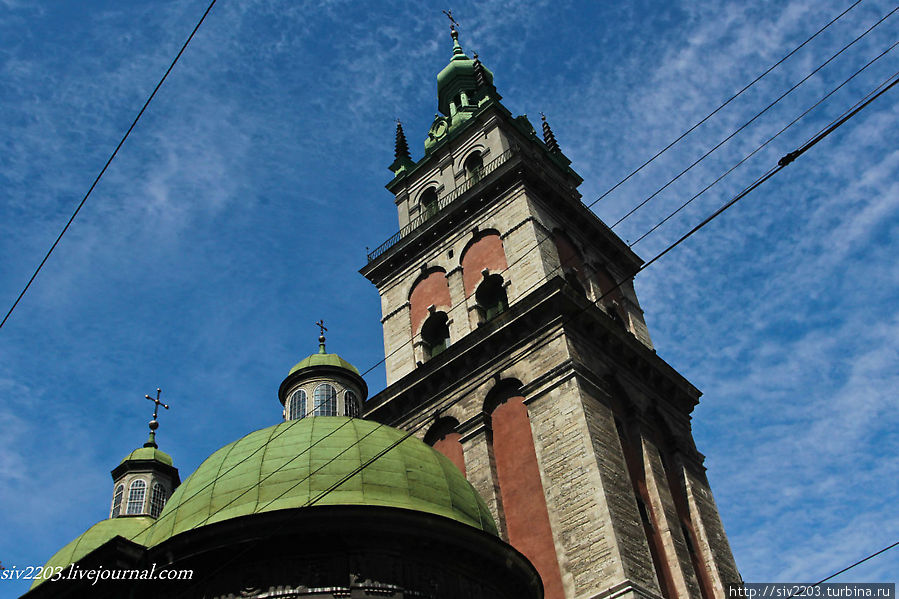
[629,42,899,249]
[581,0,865,210]
[605,2,899,229]
[0,0,218,331]
[785,540,899,598]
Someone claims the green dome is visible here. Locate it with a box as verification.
[144,417,496,546]
[288,352,360,376]
[120,445,173,466]
[30,517,154,589]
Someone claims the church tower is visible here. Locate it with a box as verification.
[361,25,741,599]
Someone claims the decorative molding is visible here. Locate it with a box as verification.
[380,301,410,324]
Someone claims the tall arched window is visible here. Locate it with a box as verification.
[111,484,124,518]
[421,311,451,358]
[313,384,337,416]
[420,187,438,220]
[345,390,359,418]
[289,388,307,420]
[150,483,166,518]
[476,274,508,322]
[126,479,147,515]
[464,151,484,183]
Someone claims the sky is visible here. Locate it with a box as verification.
[0,0,896,595]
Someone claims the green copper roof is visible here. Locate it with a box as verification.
[288,352,360,376]
[30,517,154,589]
[120,446,173,466]
[144,417,496,546]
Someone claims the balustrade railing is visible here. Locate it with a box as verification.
[366,148,515,262]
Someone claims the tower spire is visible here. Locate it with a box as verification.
[394,120,411,163]
[540,113,561,154]
[390,120,415,175]
[472,52,500,102]
[143,388,169,449]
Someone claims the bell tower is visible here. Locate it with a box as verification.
[361,26,740,599]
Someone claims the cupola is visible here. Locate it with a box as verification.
[109,389,180,519]
[278,322,368,420]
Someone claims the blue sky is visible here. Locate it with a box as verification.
[1,0,897,595]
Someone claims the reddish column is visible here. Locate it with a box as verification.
[432,432,466,476]
[492,397,565,599]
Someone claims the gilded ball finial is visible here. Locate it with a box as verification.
[149,419,159,431]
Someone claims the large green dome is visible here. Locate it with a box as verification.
[145,417,496,545]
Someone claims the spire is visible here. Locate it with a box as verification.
[472,52,501,102]
[472,52,488,89]
[143,388,169,449]
[316,319,328,354]
[540,113,561,154]
[394,120,411,163]
[389,120,415,175]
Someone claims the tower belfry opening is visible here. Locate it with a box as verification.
[361,22,741,599]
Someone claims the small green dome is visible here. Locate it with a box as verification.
[288,352,360,376]
[144,417,496,546]
[30,517,154,589]
[120,446,173,466]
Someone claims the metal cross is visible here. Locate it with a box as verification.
[145,388,169,422]
[315,319,328,337]
[442,9,459,32]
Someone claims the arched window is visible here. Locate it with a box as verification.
[289,388,307,420]
[345,390,359,418]
[476,274,508,322]
[421,311,451,358]
[313,384,337,416]
[464,151,484,183]
[111,484,124,518]
[126,479,147,515]
[420,187,438,219]
[150,483,166,518]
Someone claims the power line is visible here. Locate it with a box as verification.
[785,540,899,598]
[629,42,899,249]
[585,0,865,210]
[0,0,218,331]
[605,2,899,229]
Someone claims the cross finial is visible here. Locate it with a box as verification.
[143,388,169,448]
[316,319,328,354]
[442,9,459,33]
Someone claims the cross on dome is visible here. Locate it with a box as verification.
[316,319,328,353]
[143,387,169,448]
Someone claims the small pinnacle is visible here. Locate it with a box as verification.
[541,113,561,154]
[394,121,411,162]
